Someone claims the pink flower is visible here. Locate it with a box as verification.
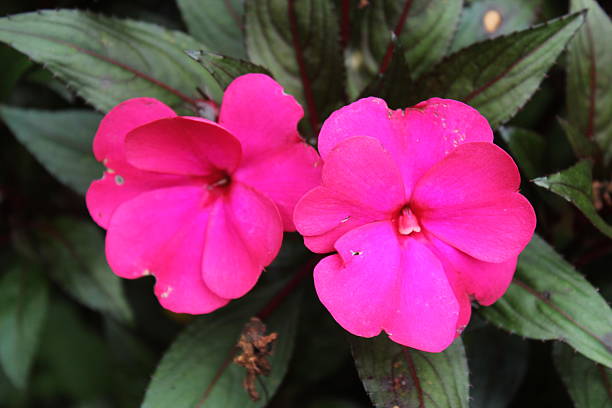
[86,74,321,314]
[294,97,536,352]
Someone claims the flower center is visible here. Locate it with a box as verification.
[206,170,231,190]
[397,206,421,235]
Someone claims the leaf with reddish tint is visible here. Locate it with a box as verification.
[177,0,247,59]
[0,10,221,112]
[141,283,300,408]
[187,50,271,92]
[533,160,612,238]
[345,0,462,97]
[350,335,469,408]
[245,0,345,134]
[567,0,612,165]
[406,12,585,128]
[553,342,612,407]
[481,235,612,369]
[464,326,529,408]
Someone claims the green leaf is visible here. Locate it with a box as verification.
[449,0,545,52]
[36,217,133,324]
[347,0,462,94]
[359,43,417,109]
[245,0,345,132]
[409,12,585,128]
[499,126,546,179]
[0,106,102,195]
[567,0,612,165]
[0,10,221,112]
[177,0,246,59]
[142,284,300,408]
[481,235,612,369]
[350,335,469,408]
[464,326,529,408]
[187,50,271,91]
[553,342,612,408]
[0,263,49,388]
[533,160,612,238]
[558,117,599,160]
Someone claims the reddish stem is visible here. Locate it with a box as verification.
[340,0,352,49]
[379,0,413,74]
[257,256,321,320]
[288,0,321,133]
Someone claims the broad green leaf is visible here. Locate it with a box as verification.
[533,160,612,238]
[245,0,344,132]
[464,326,528,408]
[0,106,102,195]
[142,284,300,408]
[553,342,612,408]
[558,117,599,160]
[449,0,546,52]
[187,50,271,91]
[481,235,612,368]
[347,0,462,94]
[499,126,546,179]
[0,264,49,388]
[567,0,612,165]
[0,10,220,112]
[408,12,585,128]
[177,0,246,59]
[350,336,469,408]
[36,218,132,324]
[359,43,417,109]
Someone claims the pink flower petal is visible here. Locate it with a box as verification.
[318,97,493,196]
[294,186,387,253]
[93,98,176,164]
[234,141,321,230]
[86,162,185,229]
[314,221,401,337]
[413,143,536,262]
[104,185,228,314]
[384,239,460,352]
[202,183,283,299]
[219,74,304,159]
[294,136,404,253]
[428,234,517,306]
[322,136,405,212]
[124,117,242,177]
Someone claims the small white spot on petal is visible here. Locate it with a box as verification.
[142,269,151,276]
[340,216,350,223]
[350,250,362,256]
[161,286,173,298]
[106,167,115,174]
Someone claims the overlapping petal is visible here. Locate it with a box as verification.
[384,239,460,352]
[124,117,241,177]
[234,141,321,230]
[428,234,518,306]
[219,73,304,159]
[93,97,176,164]
[318,97,493,195]
[202,183,283,299]
[413,143,536,262]
[294,137,405,252]
[314,221,401,337]
[104,185,229,314]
